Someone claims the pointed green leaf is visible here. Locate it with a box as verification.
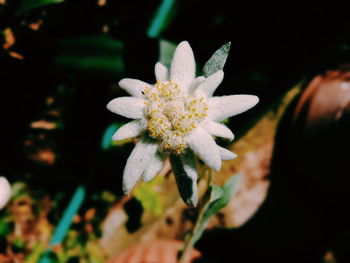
[203,42,231,77]
[201,184,223,207]
[203,173,242,220]
[191,174,242,245]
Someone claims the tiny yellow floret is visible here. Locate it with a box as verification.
[143,81,208,154]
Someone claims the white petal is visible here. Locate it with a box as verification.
[170,152,198,206]
[112,120,142,141]
[123,140,158,194]
[188,76,205,94]
[217,146,237,160]
[155,62,169,82]
[196,70,224,97]
[107,97,146,119]
[142,152,165,182]
[208,95,259,121]
[201,120,234,141]
[119,78,151,98]
[0,177,11,209]
[170,41,196,90]
[186,127,221,171]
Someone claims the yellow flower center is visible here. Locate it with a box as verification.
[143,81,208,154]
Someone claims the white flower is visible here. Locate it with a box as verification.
[107,41,258,205]
[0,176,11,209]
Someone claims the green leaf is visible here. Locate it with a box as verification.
[59,36,123,52]
[147,0,177,38]
[203,42,231,77]
[54,36,124,77]
[134,176,167,216]
[170,153,198,207]
[25,243,45,263]
[12,237,26,251]
[0,220,11,237]
[201,184,223,206]
[191,174,242,245]
[85,240,107,263]
[18,0,64,14]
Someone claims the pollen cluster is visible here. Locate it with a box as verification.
[143,81,208,154]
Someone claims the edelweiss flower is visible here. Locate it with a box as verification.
[107,41,258,205]
[0,176,11,209]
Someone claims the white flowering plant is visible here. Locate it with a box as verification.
[107,41,258,205]
[107,41,258,261]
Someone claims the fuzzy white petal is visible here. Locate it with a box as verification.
[155,62,169,82]
[142,152,165,182]
[201,120,234,141]
[119,78,150,98]
[208,95,259,121]
[112,120,142,141]
[0,177,11,209]
[218,146,237,160]
[170,41,195,89]
[188,76,206,94]
[196,70,224,97]
[123,140,158,194]
[170,152,198,206]
[107,97,146,119]
[186,126,221,171]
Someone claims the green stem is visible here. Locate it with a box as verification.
[178,168,214,263]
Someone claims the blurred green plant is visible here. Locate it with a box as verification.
[17,0,64,14]
[55,36,124,77]
[134,176,167,216]
[101,122,133,150]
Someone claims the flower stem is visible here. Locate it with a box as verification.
[178,168,214,263]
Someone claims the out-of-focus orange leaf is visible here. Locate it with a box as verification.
[28,20,43,31]
[73,214,82,224]
[23,140,33,146]
[0,254,10,263]
[85,223,94,234]
[47,110,60,117]
[29,149,56,165]
[8,51,24,60]
[46,97,54,105]
[97,0,106,6]
[52,244,63,254]
[108,239,200,263]
[84,208,96,221]
[323,251,336,263]
[30,120,57,130]
[3,28,15,49]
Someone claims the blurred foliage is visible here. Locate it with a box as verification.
[55,35,124,76]
[17,0,64,14]
[134,176,168,216]
[1,0,350,261]
[0,182,114,262]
